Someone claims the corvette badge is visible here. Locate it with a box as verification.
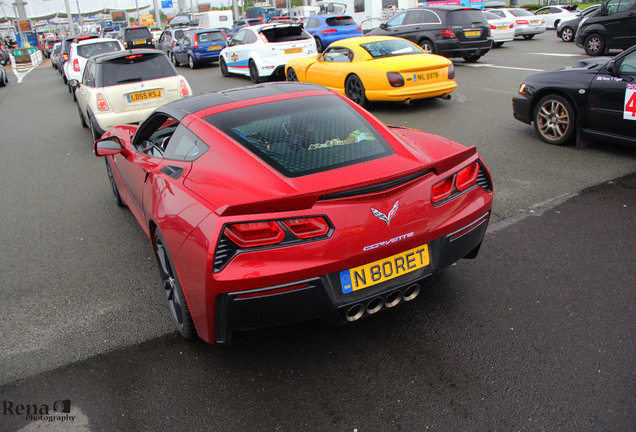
[371,201,399,226]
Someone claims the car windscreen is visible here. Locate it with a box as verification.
[204,95,394,178]
[447,10,488,26]
[360,39,423,58]
[197,31,226,43]
[260,26,310,42]
[126,28,152,39]
[509,9,534,17]
[100,54,175,87]
[325,16,357,26]
[77,41,122,58]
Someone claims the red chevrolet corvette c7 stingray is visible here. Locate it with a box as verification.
[94,82,493,344]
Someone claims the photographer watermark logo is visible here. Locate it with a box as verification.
[2,399,75,423]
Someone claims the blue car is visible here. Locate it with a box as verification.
[172,28,229,69]
[301,15,363,53]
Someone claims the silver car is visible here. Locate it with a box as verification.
[488,8,547,40]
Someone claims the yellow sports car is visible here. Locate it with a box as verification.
[285,36,457,107]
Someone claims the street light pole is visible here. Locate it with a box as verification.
[63,0,74,36]
[75,0,83,33]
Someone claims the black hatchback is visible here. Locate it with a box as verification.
[367,6,491,62]
[118,26,155,49]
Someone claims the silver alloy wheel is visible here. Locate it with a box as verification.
[534,95,575,145]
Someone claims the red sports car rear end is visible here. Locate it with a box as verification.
[94,83,493,344]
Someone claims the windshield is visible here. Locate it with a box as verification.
[205,95,393,177]
[360,39,423,58]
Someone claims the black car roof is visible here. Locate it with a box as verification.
[90,49,165,63]
[158,82,329,121]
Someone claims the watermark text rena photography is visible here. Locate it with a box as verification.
[3,399,75,423]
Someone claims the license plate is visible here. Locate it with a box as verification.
[284,48,302,54]
[465,30,480,37]
[209,45,222,50]
[133,40,146,45]
[531,20,539,24]
[417,71,439,81]
[127,89,162,102]
[497,26,508,31]
[340,244,430,293]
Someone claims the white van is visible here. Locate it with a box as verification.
[193,10,234,29]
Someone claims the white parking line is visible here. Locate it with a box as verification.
[463,63,545,72]
[529,52,585,57]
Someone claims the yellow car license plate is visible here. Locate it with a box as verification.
[340,244,430,293]
[133,40,146,45]
[497,25,508,31]
[209,45,222,50]
[127,89,162,102]
[465,30,480,37]
[417,71,439,81]
[531,20,539,24]
[284,48,302,54]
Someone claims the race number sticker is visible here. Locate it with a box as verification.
[624,84,636,121]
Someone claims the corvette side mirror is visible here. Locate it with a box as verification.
[94,138,122,156]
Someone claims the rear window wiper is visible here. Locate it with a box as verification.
[116,77,143,84]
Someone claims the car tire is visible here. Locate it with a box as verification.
[553,19,561,29]
[220,57,231,77]
[560,27,574,42]
[463,54,481,63]
[89,117,102,142]
[419,39,435,54]
[188,55,196,69]
[345,74,368,107]
[153,230,197,340]
[249,59,261,83]
[584,33,605,56]
[105,158,125,207]
[171,52,180,67]
[533,94,575,146]
[77,104,87,128]
[523,34,535,40]
[493,42,504,48]
[314,36,323,53]
[286,67,298,82]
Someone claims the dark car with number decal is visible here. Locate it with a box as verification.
[70,49,192,141]
[512,44,636,147]
[367,5,492,62]
[92,82,493,344]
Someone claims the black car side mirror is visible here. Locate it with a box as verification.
[380,23,388,30]
[606,60,617,76]
[68,79,79,88]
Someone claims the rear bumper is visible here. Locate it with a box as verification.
[366,81,457,102]
[436,39,492,58]
[213,211,490,344]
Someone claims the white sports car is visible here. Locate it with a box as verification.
[219,23,317,83]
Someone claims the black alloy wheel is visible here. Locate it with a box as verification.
[77,104,87,128]
[286,67,298,81]
[154,231,196,339]
[249,59,261,83]
[220,57,230,77]
[104,158,125,207]
[345,74,368,107]
[533,94,575,146]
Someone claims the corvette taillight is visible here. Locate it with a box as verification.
[432,162,485,204]
[224,221,284,247]
[179,79,189,97]
[456,162,479,191]
[96,93,109,111]
[73,58,80,72]
[224,217,331,247]
[281,217,329,239]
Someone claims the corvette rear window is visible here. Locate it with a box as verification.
[205,95,393,177]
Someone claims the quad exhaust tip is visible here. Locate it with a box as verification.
[344,284,421,322]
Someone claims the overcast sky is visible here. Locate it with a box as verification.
[2,0,234,19]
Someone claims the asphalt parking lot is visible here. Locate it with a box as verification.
[0,31,634,431]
